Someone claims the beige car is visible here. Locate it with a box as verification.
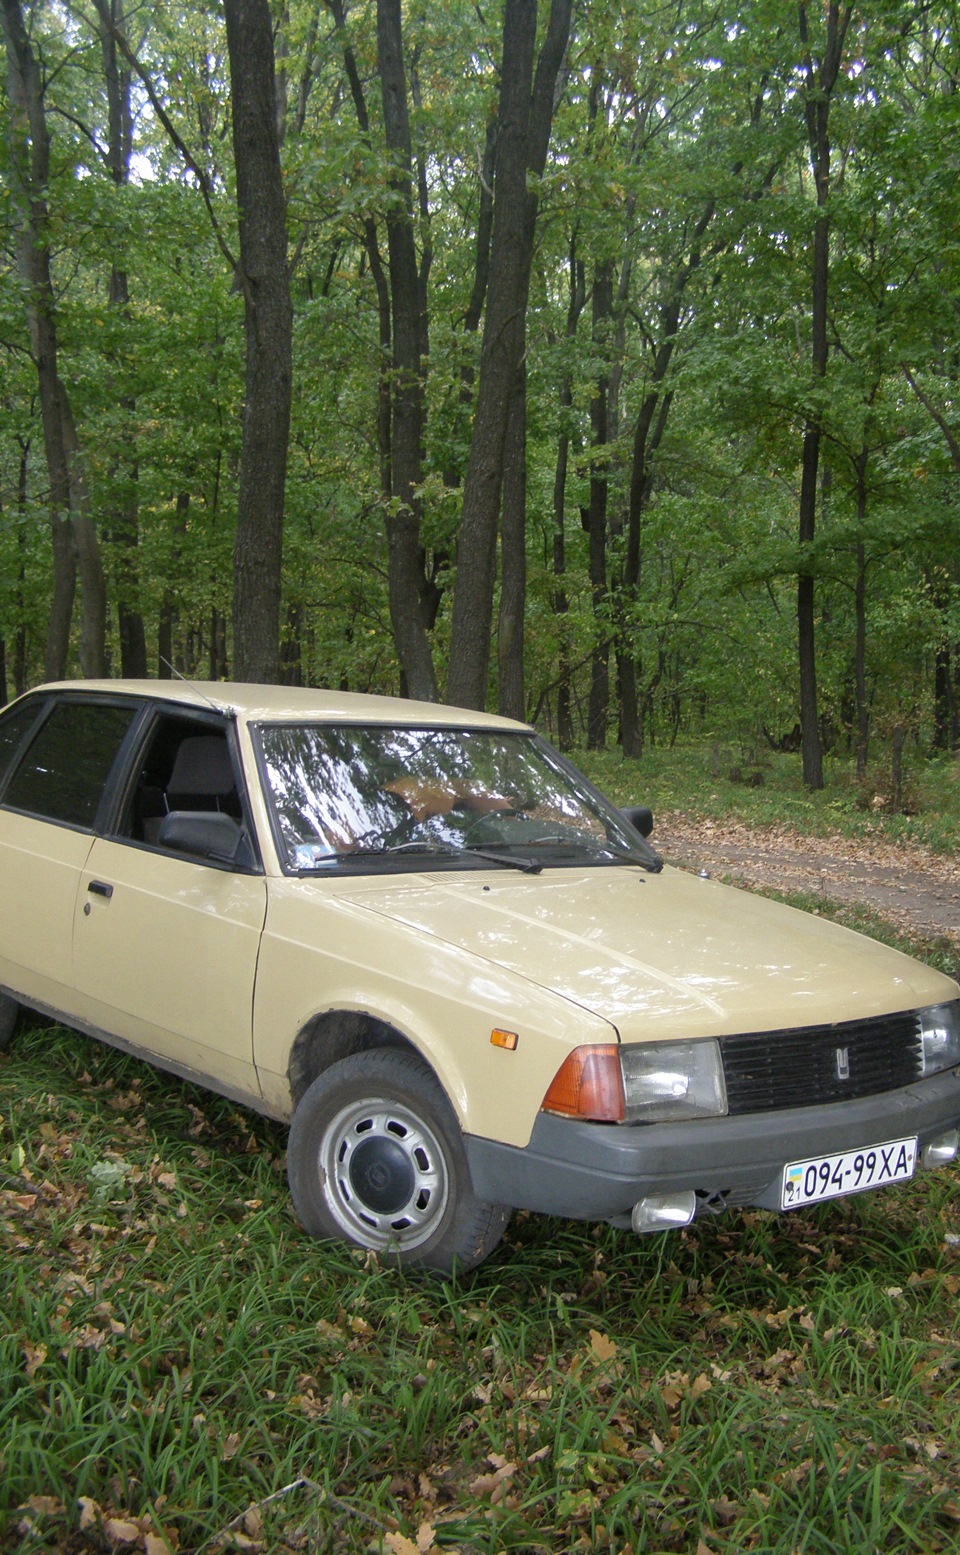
[1,681,958,1272]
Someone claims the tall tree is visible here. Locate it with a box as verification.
[2,0,106,678]
[795,1,853,788]
[92,0,147,677]
[224,0,292,682]
[376,0,437,701]
[446,0,573,712]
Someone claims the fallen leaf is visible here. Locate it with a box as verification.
[221,1433,241,1461]
[23,1497,63,1518]
[145,1533,180,1555]
[23,1342,47,1378]
[468,1460,518,1497]
[104,1517,142,1544]
[384,1536,419,1555]
[589,1328,617,1363]
[78,1497,101,1531]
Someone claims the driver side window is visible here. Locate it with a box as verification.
[118,715,243,848]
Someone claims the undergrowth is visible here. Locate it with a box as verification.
[578,744,960,856]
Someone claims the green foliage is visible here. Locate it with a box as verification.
[0,0,958,757]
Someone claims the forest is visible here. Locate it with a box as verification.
[1,0,959,790]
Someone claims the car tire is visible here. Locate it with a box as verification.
[287,1047,510,1273]
[0,992,19,1052]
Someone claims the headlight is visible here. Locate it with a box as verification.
[620,1039,727,1123]
[541,1039,728,1124]
[920,1002,960,1077]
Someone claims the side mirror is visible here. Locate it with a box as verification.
[159,810,246,865]
[620,805,654,839]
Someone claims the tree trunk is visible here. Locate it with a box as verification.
[376,0,437,701]
[585,258,613,749]
[796,2,851,789]
[95,0,148,678]
[446,0,572,710]
[3,0,96,679]
[497,357,527,718]
[224,0,293,684]
[550,238,585,749]
[853,449,869,778]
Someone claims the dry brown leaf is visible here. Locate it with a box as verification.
[384,1536,419,1555]
[145,1532,179,1555]
[468,1460,518,1498]
[104,1517,142,1544]
[23,1342,47,1378]
[589,1328,617,1364]
[78,1497,101,1531]
[221,1433,241,1460]
[23,1496,63,1517]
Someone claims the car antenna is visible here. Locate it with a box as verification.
[158,657,233,715]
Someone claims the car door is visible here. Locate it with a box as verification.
[0,695,140,1016]
[70,710,268,1101]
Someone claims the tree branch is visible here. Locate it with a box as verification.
[98,12,240,280]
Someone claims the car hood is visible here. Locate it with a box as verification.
[338,864,955,1042]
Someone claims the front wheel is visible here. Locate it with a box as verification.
[287,1048,510,1273]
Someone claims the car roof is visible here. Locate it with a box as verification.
[23,680,533,732]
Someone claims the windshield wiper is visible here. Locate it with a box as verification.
[337,838,542,874]
[522,833,663,873]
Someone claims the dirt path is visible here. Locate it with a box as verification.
[657,814,960,951]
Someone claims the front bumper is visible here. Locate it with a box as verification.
[464,1067,960,1222]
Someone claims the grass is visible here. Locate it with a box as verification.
[3,758,960,1553]
[4,986,960,1554]
[577,742,960,856]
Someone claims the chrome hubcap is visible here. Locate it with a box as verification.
[320,1097,449,1251]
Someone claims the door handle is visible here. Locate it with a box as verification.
[87,880,114,899]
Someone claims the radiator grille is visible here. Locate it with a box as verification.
[720,1010,923,1115]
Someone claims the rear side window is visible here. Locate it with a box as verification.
[3,701,136,828]
[0,700,42,789]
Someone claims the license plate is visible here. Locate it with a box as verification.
[781,1136,917,1210]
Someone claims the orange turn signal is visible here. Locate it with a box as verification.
[541,1044,624,1122]
[490,1028,519,1051]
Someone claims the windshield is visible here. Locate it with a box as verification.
[255,723,658,874]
